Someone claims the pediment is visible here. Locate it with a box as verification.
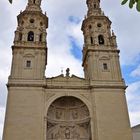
[46,74,85,82]
[46,74,88,88]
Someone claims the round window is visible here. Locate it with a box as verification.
[97,23,102,27]
[30,19,34,23]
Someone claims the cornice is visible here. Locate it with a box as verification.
[12,45,47,50]
[17,10,48,28]
[82,46,120,66]
[81,15,111,31]
[7,80,126,91]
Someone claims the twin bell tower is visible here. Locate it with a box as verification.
[3,0,133,140]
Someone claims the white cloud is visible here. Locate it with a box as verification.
[67,21,84,48]
[0,107,5,140]
[101,0,140,66]
[126,81,140,126]
[126,81,140,102]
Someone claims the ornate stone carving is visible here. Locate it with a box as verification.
[72,110,78,119]
[47,97,91,140]
[56,109,62,119]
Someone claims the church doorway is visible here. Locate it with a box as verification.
[47,96,91,140]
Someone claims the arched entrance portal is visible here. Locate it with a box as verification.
[47,96,91,140]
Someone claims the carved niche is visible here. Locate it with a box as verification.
[47,96,91,140]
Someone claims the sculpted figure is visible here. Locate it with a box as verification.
[65,127,70,139]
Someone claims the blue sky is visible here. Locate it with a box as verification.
[0,0,140,139]
[122,65,140,84]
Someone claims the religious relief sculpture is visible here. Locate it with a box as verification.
[48,125,81,140]
[56,110,62,119]
[55,129,62,139]
[65,127,70,139]
[72,110,78,119]
[47,97,91,140]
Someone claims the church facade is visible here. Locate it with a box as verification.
[3,0,133,140]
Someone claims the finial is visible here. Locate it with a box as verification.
[86,0,101,17]
[26,0,42,11]
[66,68,70,77]
[101,11,105,16]
[84,15,87,19]
[112,30,115,36]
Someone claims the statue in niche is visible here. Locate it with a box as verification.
[55,132,60,139]
[65,127,70,139]
[72,127,80,139]
[56,110,62,119]
[72,110,78,119]
[54,128,63,140]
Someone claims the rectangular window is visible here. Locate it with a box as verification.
[103,63,108,70]
[26,60,31,68]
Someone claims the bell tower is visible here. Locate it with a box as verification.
[3,0,48,140]
[82,0,121,82]
[80,0,133,140]
[11,0,48,80]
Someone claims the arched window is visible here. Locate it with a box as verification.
[33,0,36,4]
[28,31,34,41]
[39,33,43,42]
[26,60,31,68]
[90,37,93,44]
[98,35,104,45]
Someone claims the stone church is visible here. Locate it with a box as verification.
[3,0,133,140]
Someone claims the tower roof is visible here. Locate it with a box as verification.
[86,0,102,17]
[25,0,42,12]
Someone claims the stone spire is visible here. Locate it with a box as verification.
[86,0,102,16]
[26,0,42,11]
